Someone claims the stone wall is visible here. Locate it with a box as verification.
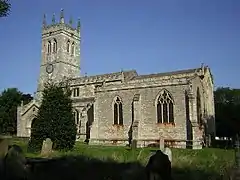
[90,71,195,147]
[89,66,215,149]
[17,100,40,137]
[17,66,215,149]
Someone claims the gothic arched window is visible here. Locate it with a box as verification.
[113,97,123,125]
[196,87,202,126]
[53,39,57,53]
[67,40,70,53]
[71,42,75,55]
[47,41,51,54]
[73,109,80,125]
[156,90,174,124]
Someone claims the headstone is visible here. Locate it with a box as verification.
[208,134,212,147]
[0,136,12,158]
[4,145,29,180]
[131,121,139,149]
[131,139,137,149]
[235,135,240,168]
[205,134,211,148]
[232,134,240,179]
[163,147,172,163]
[145,150,172,180]
[0,157,4,177]
[41,138,53,156]
[159,138,164,151]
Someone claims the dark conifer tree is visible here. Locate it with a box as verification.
[28,82,77,152]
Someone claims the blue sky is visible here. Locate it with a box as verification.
[0,0,239,94]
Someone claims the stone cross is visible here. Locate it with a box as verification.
[41,138,53,156]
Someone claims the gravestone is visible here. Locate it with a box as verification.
[230,135,240,180]
[159,138,164,151]
[208,134,212,147]
[41,138,53,156]
[145,150,172,180]
[131,139,137,149]
[131,121,139,149]
[163,147,172,163]
[4,145,29,180]
[0,135,12,158]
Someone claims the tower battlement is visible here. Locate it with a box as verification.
[35,9,81,101]
[42,9,80,36]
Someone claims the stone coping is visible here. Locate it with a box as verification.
[0,135,12,139]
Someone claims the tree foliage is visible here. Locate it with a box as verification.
[214,87,240,138]
[0,0,11,17]
[0,88,33,135]
[28,82,77,152]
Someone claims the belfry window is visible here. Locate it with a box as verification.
[47,41,51,54]
[156,90,174,124]
[71,42,75,55]
[73,88,80,97]
[67,40,70,53]
[53,39,57,53]
[113,97,123,125]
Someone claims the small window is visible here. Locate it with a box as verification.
[196,87,202,126]
[73,88,80,97]
[53,39,57,53]
[71,42,75,55]
[74,110,80,125]
[113,97,123,125]
[47,41,51,54]
[67,40,70,53]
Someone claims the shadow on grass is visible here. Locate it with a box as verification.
[172,167,230,180]
[26,154,230,180]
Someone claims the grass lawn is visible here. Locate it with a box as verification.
[12,138,235,180]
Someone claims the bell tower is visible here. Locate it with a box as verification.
[35,9,81,100]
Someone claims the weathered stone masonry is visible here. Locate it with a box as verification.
[17,10,215,149]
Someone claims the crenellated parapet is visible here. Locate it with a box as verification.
[69,67,209,87]
[69,67,208,93]
[42,9,80,38]
[70,70,137,86]
[130,67,204,84]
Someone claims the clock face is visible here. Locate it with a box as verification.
[46,64,54,74]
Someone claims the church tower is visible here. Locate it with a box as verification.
[35,9,81,100]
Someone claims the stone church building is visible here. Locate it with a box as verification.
[17,10,215,149]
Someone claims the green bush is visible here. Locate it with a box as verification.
[28,82,77,152]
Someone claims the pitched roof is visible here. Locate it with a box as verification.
[133,68,200,80]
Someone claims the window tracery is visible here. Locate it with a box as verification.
[196,87,202,126]
[113,97,123,125]
[156,90,174,124]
